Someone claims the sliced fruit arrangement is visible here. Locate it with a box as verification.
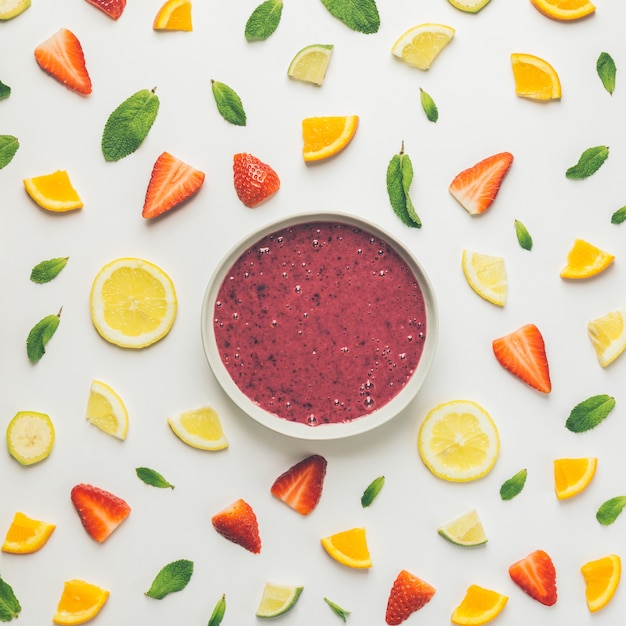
[1,511,56,554]
[391,23,455,70]
[84,0,126,20]
[23,170,83,212]
[508,549,558,606]
[553,457,597,500]
[321,527,372,569]
[385,569,436,625]
[451,585,508,625]
[255,582,303,619]
[438,509,488,546]
[288,44,334,86]
[85,379,129,440]
[270,454,327,515]
[52,579,109,625]
[511,53,561,101]
[461,250,507,306]
[167,406,228,451]
[560,238,615,279]
[529,0,595,21]
[153,0,193,31]
[212,498,261,553]
[232,152,280,207]
[6,411,55,466]
[301,115,359,162]
[588,305,626,367]
[580,553,621,613]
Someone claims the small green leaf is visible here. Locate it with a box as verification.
[386,142,421,228]
[244,0,283,41]
[514,220,533,250]
[565,145,609,179]
[361,476,384,507]
[0,135,19,170]
[102,88,160,162]
[500,468,527,500]
[597,496,626,525]
[0,80,10,100]
[320,0,380,34]
[26,308,61,363]
[207,594,226,626]
[146,559,193,599]
[211,80,247,126]
[324,597,350,622]
[136,467,174,489]
[566,394,615,433]
[30,257,69,284]
[597,52,616,95]
[0,575,21,622]
[419,88,438,122]
[611,206,626,224]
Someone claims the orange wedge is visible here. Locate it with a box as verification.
[23,170,83,212]
[321,527,372,569]
[1,511,56,554]
[560,239,614,279]
[302,115,359,162]
[554,457,597,500]
[581,554,621,612]
[53,579,109,625]
[530,0,595,21]
[511,53,561,101]
[451,585,508,625]
[153,0,192,31]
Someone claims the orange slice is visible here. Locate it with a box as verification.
[530,0,595,21]
[511,53,561,100]
[302,115,359,162]
[554,457,597,499]
[153,0,192,31]
[560,239,614,279]
[53,579,109,625]
[23,170,83,212]
[581,554,621,612]
[321,527,372,569]
[1,511,56,554]
[451,584,508,625]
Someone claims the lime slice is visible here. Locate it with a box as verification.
[86,380,129,440]
[288,44,333,86]
[448,0,492,12]
[255,583,303,618]
[6,411,55,465]
[0,0,31,20]
[167,406,228,451]
[438,509,488,546]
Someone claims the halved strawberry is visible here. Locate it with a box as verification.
[70,483,131,543]
[142,151,205,219]
[84,0,126,20]
[385,569,436,625]
[492,323,551,393]
[509,549,557,606]
[449,151,513,215]
[34,28,92,95]
[211,498,261,554]
[270,454,327,516]
[233,152,280,208]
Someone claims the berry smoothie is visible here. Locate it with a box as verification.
[212,221,427,426]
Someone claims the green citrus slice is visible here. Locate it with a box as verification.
[288,44,333,86]
[438,509,488,546]
[255,583,303,618]
[0,0,31,20]
[448,0,492,12]
[6,411,55,465]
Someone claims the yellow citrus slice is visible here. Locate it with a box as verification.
[587,306,626,367]
[153,0,192,31]
[53,579,109,625]
[461,250,507,307]
[451,585,508,625]
[89,257,177,349]
[438,509,488,546]
[321,527,372,569]
[0,0,30,20]
[581,554,621,613]
[448,0,492,12]
[85,379,129,440]
[530,0,595,21]
[6,411,55,466]
[391,23,455,70]
[288,44,333,86]
[23,170,83,212]
[167,406,228,451]
[255,583,303,618]
[560,239,614,279]
[1,511,56,554]
[554,457,597,500]
[302,115,359,162]
[511,53,561,101]
[418,400,499,482]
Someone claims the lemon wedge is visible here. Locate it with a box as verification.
[86,379,129,440]
[167,406,228,451]
[588,306,626,367]
[462,250,507,306]
[392,24,455,70]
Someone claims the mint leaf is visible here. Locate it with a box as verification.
[211,80,247,126]
[30,257,69,284]
[500,468,527,500]
[136,467,174,489]
[207,594,226,626]
[146,559,193,599]
[361,476,384,507]
[565,145,609,179]
[597,52,616,95]
[0,80,10,100]
[419,88,438,122]
[386,142,421,228]
[320,0,380,34]
[324,597,350,622]
[244,0,283,41]
[514,220,533,250]
[26,308,61,363]
[0,135,19,170]
[0,575,21,621]
[596,496,626,525]
[611,206,626,224]
[566,394,615,433]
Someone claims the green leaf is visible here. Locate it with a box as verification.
[26,308,61,363]
[0,575,21,622]
[102,88,160,162]
[136,467,174,489]
[320,0,380,34]
[565,145,609,179]
[500,468,527,500]
[386,142,421,228]
[146,559,193,599]
[0,135,19,170]
[596,496,626,525]
[211,80,247,126]
[597,52,616,95]
[361,475,384,507]
[324,597,350,622]
[514,220,533,250]
[611,206,626,224]
[30,257,69,284]
[207,594,226,626]
[419,88,438,122]
[244,0,283,41]
[566,394,615,433]
[0,80,10,100]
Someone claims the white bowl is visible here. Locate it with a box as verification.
[200,212,438,440]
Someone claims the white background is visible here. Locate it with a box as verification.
[1,0,626,624]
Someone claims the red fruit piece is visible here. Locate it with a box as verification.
[385,569,436,625]
[232,152,280,208]
[449,151,513,215]
[70,483,131,543]
[492,323,551,393]
[270,454,327,516]
[34,28,92,96]
[212,498,261,554]
[84,0,126,20]
[142,151,205,219]
[509,549,558,606]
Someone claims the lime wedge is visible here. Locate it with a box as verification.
[448,0,492,12]
[0,0,31,20]
[255,583,303,618]
[438,509,487,546]
[6,411,55,465]
[288,44,333,86]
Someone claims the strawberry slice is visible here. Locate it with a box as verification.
[84,0,126,20]
[385,569,436,625]
[211,498,261,554]
[232,152,280,208]
[492,323,551,393]
[34,28,92,96]
[270,454,327,515]
[449,151,513,215]
[509,549,558,606]
[142,151,205,219]
[70,483,131,543]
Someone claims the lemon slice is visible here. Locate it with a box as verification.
[167,406,228,451]
[461,250,507,306]
[511,53,561,101]
[90,257,177,349]
[448,0,491,12]
[6,411,55,466]
[321,527,372,569]
[587,306,626,367]
[418,400,499,482]
[392,23,455,70]
[581,554,621,613]
[53,579,109,625]
[85,380,129,440]
[451,585,508,625]
[438,509,488,546]
[560,239,614,279]
[288,44,333,86]
[554,457,597,500]
[1,511,56,554]
[23,170,83,212]
[255,583,303,618]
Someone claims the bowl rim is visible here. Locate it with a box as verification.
[200,211,438,440]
